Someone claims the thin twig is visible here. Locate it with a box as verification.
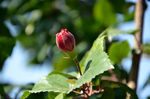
[73,58,82,76]
[81,87,90,98]
[72,90,82,95]
[73,58,91,98]
[88,82,92,96]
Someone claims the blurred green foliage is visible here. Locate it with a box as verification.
[0,0,135,69]
[0,0,139,98]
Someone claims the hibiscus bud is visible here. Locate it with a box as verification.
[56,29,75,52]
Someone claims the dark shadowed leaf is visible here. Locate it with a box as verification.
[55,93,63,99]
[48,92,59,99]
[101,87,115,99]
[0,37,15,70]
[101,80,138,99]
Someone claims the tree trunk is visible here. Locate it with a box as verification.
[127,0,146,94]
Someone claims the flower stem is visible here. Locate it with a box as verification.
[73,58,82,76]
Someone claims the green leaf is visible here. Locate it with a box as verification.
[108,0,126,13]
[21,90,31,99]
[101,87,115,99]
[24,33,114,96]
[66,79,76,85]
[101,80,138,99]
[0,84,5,95]
[66,0,81,10]
[48,92,64,99]
[48,92,59,99]
[0,23,12,37]
[22,72,77,99]
[69,34,113,93]
[80,34,106,72]
[30,74,71,93]
[69,49,114,93]
[109,41,130,64]
[106,27,138,41]
[0,37,15,70]
[49,71,77,79]
[143,43,150,55]
[55,93,63,99]
[22,91,48,99]
[93,0,116,25]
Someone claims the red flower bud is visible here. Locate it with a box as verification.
[56,29,75,52]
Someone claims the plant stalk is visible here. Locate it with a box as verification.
[73,58,82,76]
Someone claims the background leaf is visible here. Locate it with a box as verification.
[101,87,115,99]
[143,43,150,55]
[0,37,15,70]
[101,80,138,99]
[93,0,116,26]
[109,41,130,64]
[52,52,75,72]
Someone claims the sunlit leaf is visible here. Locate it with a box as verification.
[30,74,71,93]
[21,71,80,98]
[80,34,106,72]
[49,71,77,79]
[69,49,114,93]
[69,34,113,93]
[106,27,138,41]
